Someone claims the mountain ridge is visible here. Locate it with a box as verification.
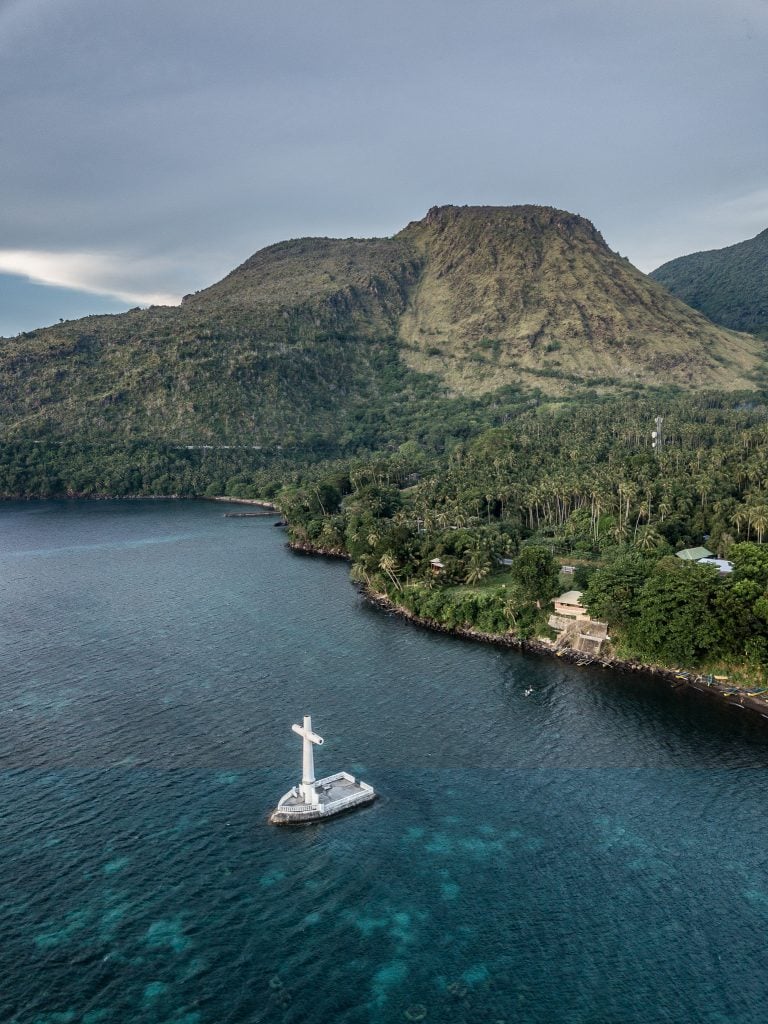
[0,204,763,450]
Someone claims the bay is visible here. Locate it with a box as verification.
[1,499,767,1024]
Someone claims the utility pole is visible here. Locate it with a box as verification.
[651,416,663,456]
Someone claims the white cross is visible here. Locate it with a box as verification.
[291,715,324,803]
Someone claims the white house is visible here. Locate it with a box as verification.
[696,557,734,574]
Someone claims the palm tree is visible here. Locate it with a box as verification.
[319,522,342,549]
[611,520,629,545]
[749,505,768,545]
[349,563,372,588]
[485,494,494,525]
[378,553,402,591]
[502,598,518,630]
[464,551,492,586]
[730,505,748,538]
[635,525,663,551]
[633,499,651,542]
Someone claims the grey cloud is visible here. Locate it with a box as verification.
[0,0,765,311]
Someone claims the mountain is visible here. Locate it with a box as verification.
[0,237,425,448]
[397,206,761,395]
[650,228,768,336]
[0,205,763,453]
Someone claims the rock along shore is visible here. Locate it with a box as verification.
[287,540,350,560]
[288,539,768,726]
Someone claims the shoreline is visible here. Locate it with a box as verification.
[288,539,768,726]
[1,494,281,506]
[287,539,349,560]
[205,496,280,510]
[3,499,763,725]
[0,493,190,501]
[363,589,768,719]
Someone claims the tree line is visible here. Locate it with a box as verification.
[278,392,768,670]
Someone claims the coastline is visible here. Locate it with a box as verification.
[288,539,768,726]
[287,539,349,560]
[363,588,768,719]
[2,494,280,506]
[0,493,190,501]
[206,496,280,510]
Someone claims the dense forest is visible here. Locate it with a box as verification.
[277,391,768,676]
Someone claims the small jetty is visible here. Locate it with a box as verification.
[270,715,375,824]
[223,511,280,517]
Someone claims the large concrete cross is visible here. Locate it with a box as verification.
[291,715,324,803]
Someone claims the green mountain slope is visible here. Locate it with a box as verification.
[650,227,768,335]
[0,206,763,456]
[0,237,425,446]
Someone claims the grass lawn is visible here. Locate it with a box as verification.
[444,571,517,596]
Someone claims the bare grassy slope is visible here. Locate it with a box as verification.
[397,205,761,395]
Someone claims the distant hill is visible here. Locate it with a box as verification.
[650,228,768,336]
[0,205,763,454]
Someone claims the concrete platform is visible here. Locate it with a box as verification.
[270,771,376,824]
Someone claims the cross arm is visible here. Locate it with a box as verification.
[292,723,324,745]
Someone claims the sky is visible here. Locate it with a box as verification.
[0,0,766,335]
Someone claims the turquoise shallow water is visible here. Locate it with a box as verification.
[2,500,768,1024]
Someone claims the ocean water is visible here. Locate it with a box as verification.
[2,499,768,1024]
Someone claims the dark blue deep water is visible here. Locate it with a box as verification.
[2,500,768,1024]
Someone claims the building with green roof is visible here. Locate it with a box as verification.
[675,546,714,561]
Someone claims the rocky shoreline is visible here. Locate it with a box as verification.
[288,539,768,725]
[287,539,350,560]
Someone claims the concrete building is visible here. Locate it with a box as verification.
[549,591,609,656]
[553,590,588,619]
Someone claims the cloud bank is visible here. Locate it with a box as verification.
[0,250,180,307]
